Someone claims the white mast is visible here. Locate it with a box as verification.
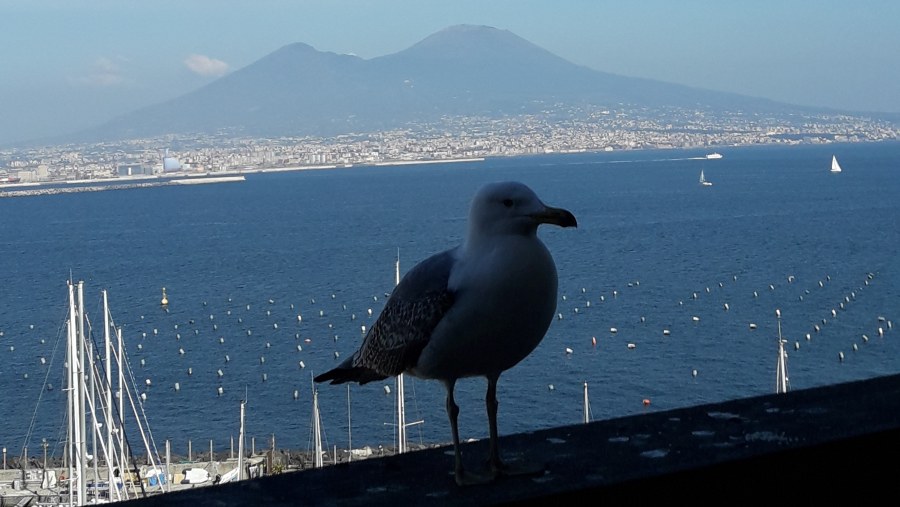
[66,281,80,507]
[775,309,789,394]
[103,290,116,499]
[76,281,87,505]
[312,388,323,468]
[238,399,245,481]
[395,250,407,454]
[583,382,591,424]
[117,326,126,490]
[346,385,352,463]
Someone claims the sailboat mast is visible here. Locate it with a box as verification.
[238,400,245,481]
[775,309,789,394]
[583,382,590,424]
[394,250,408,454]
[346,385,352,463]
[76,281,87,504]
[103,290,115,496]
[313,389,323,468]
[66,281,78,507]
[117,326,126,485]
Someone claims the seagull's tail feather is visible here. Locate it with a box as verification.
[314,365,388,385]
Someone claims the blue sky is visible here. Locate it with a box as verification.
[2,0,899,145]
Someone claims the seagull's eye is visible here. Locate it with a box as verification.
[502,199,514,208]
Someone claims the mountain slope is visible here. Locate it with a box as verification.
[84,25,789,141]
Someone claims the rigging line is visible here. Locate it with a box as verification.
[98,302,166,465]
[20,293,74,456]
[408,376,426,446]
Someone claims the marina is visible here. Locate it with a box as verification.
[1,142,899,502]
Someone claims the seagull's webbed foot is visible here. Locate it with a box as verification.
[487,457,545,480]
[454,466,494,486]
[482,374,546,481]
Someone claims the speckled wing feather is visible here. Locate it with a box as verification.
[314,249,456,385]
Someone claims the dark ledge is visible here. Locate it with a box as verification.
[125,373,900,505]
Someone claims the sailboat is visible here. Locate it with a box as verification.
[24,281,169,505]
[830,155,842,173]
[699,169,713,186]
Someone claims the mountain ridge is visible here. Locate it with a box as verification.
[76,24,836,143]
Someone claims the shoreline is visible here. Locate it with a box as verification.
[0,157,487,198]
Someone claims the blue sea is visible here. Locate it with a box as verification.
[2,142,899,459]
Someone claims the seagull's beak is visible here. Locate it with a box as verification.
[533,205,578,228]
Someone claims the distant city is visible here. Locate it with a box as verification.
[1,104,898,186]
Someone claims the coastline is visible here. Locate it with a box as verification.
[0,157,486,198]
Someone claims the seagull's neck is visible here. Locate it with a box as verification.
[464,228,539,253]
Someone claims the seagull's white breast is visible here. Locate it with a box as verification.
[412,234,558,380]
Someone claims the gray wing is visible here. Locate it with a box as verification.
[314,248,456,385]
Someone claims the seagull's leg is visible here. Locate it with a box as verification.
[485,373,544,479]
[445,379,490,486]
[485,373,503,474]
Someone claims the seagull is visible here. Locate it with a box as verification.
[314,181,577,485]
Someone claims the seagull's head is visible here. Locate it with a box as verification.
[468,181,577,239]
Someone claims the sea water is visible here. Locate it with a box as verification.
[1,141,898,456]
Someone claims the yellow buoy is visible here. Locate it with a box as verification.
[161,287,169,306]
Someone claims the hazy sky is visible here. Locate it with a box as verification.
[2,0,899,145]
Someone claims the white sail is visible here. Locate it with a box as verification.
[699,170,712,186]
[831,155,842,173]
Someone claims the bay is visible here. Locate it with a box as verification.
[1,141,899,457]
